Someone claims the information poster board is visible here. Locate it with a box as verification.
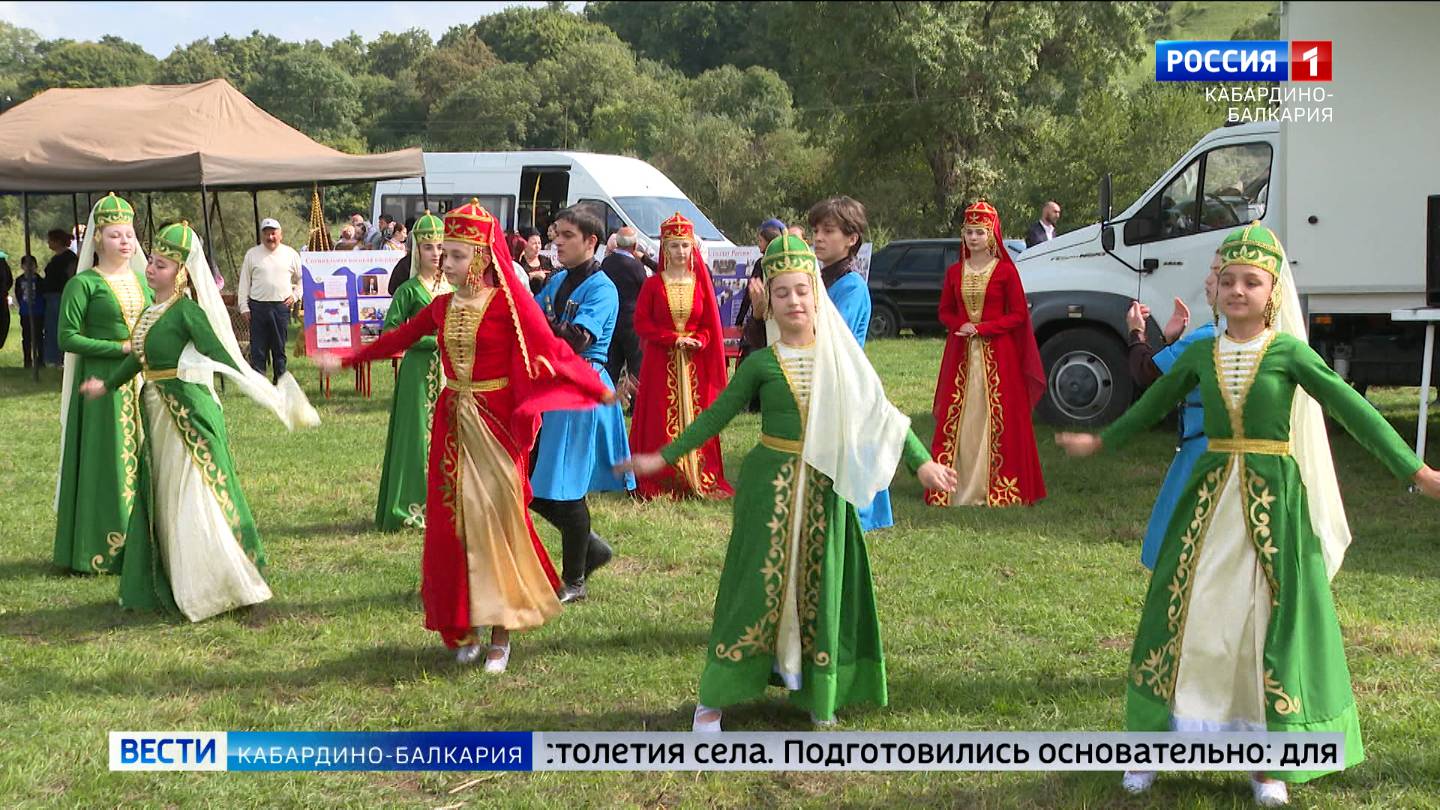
[300,250,406,355]
[703,245,763,329]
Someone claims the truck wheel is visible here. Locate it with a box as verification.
[869,302,900,340]
[1036,327,1133,427]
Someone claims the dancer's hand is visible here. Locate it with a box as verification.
[601,389,618,406]
[917,461,958,493]
[79,378,107,399]
[1413,465,1440,499]
[314,353,342,375]
[119,340,132,355]
[1125,300,1150,334]
[615,453,666,477]
[1055,432,1102,457]
[747,278,767,318]
[677,336,701,351]
[956,323,978,338]
[1163,297,1190,343]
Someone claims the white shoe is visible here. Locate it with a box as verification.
[1251,777,1289,807]
[1121,770,1156,794]
[811,712,837,728]
[692,705,722,732]
[456,644,485,664]
[483,644,511,674]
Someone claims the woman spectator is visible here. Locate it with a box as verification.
[335,225,360,251]
[516,226,555,294]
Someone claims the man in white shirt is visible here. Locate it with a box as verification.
[237,218,302,382]
[1025,200,1061,248]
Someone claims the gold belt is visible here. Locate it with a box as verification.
[760,434,803,455]
[143,368,178,382]
[1207,438,1291,456]
[445,376,509,393]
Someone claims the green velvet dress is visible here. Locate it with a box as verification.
[104,297,270,620]
[1101,331,1422,782]
[54,269,153,573]
[662,346,931,721]
[374,275,449,531]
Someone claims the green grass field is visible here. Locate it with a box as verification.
[1,328,1438,809]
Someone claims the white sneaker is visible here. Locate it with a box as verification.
[1121,770,1156,794]
[1251,777,1289,807]
[692,705,722,733]
[456,644,485,664]
[483,644,511,674]
[811,712,837,728]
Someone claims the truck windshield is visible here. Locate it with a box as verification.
[615,197,726,241]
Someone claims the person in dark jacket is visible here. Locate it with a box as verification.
[1024,200,1061,248]
[600,226,647,388]
[40,229,79,366]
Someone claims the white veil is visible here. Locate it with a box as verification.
[175,234,319,431]
[1273,247,1352,580]
[766,273,911,509]
[55,201,149,509]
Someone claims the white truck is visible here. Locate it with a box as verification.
[1017,0,1440,426]
[371,150,733,256]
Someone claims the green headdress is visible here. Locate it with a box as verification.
[1218,221,1283,278]
[92,192,135,227]
[153,221,196,264]
[413,210,444,244]
[1217,221,1286,326]
[762,233,817,282]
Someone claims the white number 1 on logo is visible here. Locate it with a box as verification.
[1302,47,1320,77]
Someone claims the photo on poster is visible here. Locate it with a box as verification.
[322,275,349,298]
[358,297,389,323]
[359,323,382,344]
[317,324,351,349]
[358,274,382,296]
[316,300,350,324]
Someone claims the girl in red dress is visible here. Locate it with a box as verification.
[628,213,733,499]
[925,200,1046,507]
[320,200,612,671]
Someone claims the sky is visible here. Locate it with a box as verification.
[0,1,586,57]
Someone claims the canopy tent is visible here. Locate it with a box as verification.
[0,79,423,192]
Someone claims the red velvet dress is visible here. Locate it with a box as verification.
[344,287,610,646]
[629,270,733,499]
[925,258,1046,506]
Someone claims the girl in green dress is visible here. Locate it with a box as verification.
[374,211,452,531]
[80,223,318,621]
[1058,223,1440,807]
[54,193,153,574]
[619,235,958,731]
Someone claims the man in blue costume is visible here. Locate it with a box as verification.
[807,196,893,532]
[531,206,636,602]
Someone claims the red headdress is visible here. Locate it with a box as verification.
[961,200,1045,408]
[443,200,609,454]
[658,212,728,401]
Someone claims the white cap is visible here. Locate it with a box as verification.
[260,218,281,230]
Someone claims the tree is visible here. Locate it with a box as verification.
[0,21,43,101]
[777,1,1152,234]
[451,7,622,65]
[428,63,539,151]
[529,37,639,149]
[368,29,433,77]
[248,49,361,141]
[327,33,369,76]
[415,29,499,109]
[687,65,794,136]
[156,40,238,85]
[587,1,773,77]
[25,37,158,94]
[212,32,295,92]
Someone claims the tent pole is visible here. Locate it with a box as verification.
[251,190,261,243]
[24,192,37,383]
[70,194,80,242]
[145,193,155,250]
[421,176,430,212]
[199,185,217,270]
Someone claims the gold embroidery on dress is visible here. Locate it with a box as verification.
[960,258,998,322]
[981,340,1021,506]
[157,388,240,529]
[927,346,969,507]
[715,458,795,661]
[665,278,695,332]
[1212,332,1281,606]
[799,467,831,666]
[1264,668,1302,715]
[90,531,126,571]
[1132,460,1228,700]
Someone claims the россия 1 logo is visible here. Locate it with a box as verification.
[1155,40,1332,82]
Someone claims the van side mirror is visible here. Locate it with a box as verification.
[1098,173,1113,224]
[1101,225,1116,252]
